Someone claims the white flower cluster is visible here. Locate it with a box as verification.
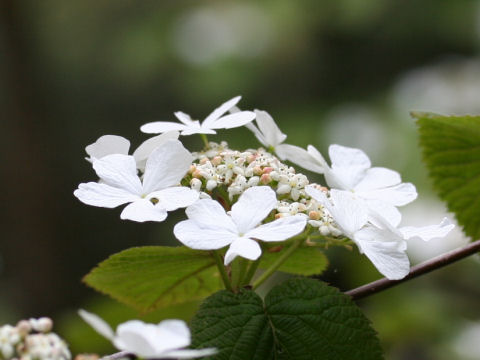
[0,318,70,360]
[74,95,455,280]
[188,142,341,235]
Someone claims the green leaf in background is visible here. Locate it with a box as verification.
[83,246,223,312]
[259,246,328,276]
[415,112,480,239]
[191,278,383,359]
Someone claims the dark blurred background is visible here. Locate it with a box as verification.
[2,1,480,359]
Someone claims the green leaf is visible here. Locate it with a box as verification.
[259,246,328,276]
[414,112,480,239]
[84,246,223,312]
[191,278,383,359]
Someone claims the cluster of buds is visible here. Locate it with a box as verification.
[186,142,342,236]
[0,318,70,360]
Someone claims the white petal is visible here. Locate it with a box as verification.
[359,182,418,206]
[328,144,371,189]
[399,217,454,241]
[364,199,402,228]
[283,144,325,173]
[92,154,142,194]
[185,199,237,232]
[224,238,262,265]
[208,111,256,130]
[245,121,267,146]
[354,226,410,280]
[245,215,306,242]
[114,321,162,358]
[74,182,139,208]
[132,131,180,171]
[354,167,401,192]
[307,187,367,237]
[182,126,216,135]
[151,320,190,354]
[162,348,218,359]
[202,96,242,128]
[149,187,199,211]
[230,186,277,234]
[142,140,193,193]
[78,310,114,341]
[120,200,168,222]
[174,111,195,126]
[254,110,286,146]
[140,121,187,134]
[174,220,236,250]
[85,135,130,160]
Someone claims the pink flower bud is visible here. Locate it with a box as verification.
[260,173,271,184]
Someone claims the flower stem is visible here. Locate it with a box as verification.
[242,259,261,286]
[252,237,304,290]
[212,250,233,292]
[231,257,248,291]
[200,134,209,148]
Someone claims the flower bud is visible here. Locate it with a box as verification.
[190,178,202,191]
[319,225,330,236]
[260,174,271,184]
[211,156,222,166]
[206,180,217,191]
[16,320,31,336]
[30,318,53,333]
[247,176,260,187]
[253,166,263,176]
[309,211,320,220]
[192,169,202,178]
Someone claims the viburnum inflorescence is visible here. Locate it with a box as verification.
[74,95,454,283]
[0,318,70,360]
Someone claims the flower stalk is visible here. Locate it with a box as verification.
[212,250,233,292]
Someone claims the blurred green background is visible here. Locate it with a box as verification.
[2,1,480,359]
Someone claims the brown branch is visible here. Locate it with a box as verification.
[345,239,480,301]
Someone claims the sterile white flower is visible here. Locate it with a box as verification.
[306,186,454,280]
[74,139,198,222]
[140,96,256,136]
[245,110,310,162]
[174,186,307,264]
[85,131,180,171]
[293,144,417,226]
[78,310,216,359]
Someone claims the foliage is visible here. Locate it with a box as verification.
[191,278,383,359]
[84,246,222,312]
[415,112,480,240]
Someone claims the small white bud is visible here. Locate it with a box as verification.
[247,176,260,187]
[190,178,202,191]
[30,317,53,333]
[206,180,217,191]
[320,225,330,236]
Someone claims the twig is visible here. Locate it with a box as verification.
[346,239,480,301]
[100,351,132,360]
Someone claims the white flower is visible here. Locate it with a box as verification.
[140,96,255,136]
[78,310,216,359]
[85,131,180,171]
[306,186,454,280]
[294,144,417,226]
[174,186,307,264]
[245,110,310,162]
[74,139,198,222]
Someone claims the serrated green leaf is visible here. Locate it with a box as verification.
[259,246,328,276]
[191,278,383,359]
[414,112,480,239]
[84,246,223,312]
